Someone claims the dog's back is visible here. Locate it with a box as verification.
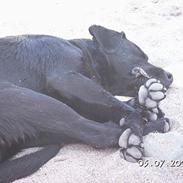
[0,35,83,92]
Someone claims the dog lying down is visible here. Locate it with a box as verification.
[14,78,170,162]
[0,25,173,182]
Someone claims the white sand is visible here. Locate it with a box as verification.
[0,0,183,182]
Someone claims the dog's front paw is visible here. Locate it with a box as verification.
[118,128,143,162]
[138,78,167,109]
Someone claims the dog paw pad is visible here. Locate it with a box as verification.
[145,98,157,108]
[126,146,142,159]
[120,149,138,163]
[149,91,165,101]
[120,147,143,163]
[164,119,171,132]
[138,86,148,105]
[149,83,164,91]
[118,128,131,148]
[128,134,141,146]
[145,78,158,88]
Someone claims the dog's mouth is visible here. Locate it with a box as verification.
[131,67,151,79]
[127,67,150,96]
[128,66,173,97]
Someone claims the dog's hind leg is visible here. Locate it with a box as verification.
[0,81,122,149]
[0,145,61,183]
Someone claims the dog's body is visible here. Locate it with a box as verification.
[0,25,173,182]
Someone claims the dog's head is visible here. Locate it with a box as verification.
[89,25,173,96]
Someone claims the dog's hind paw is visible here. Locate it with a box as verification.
[118,128,143,162]
[138,78,167,109]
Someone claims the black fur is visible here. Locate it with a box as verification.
[0,145,61,183]
[0,25,173,182]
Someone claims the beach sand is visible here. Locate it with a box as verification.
[0,0,183,182]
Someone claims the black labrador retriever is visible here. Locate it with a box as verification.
[0,25,173,182]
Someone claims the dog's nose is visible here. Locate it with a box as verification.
[166,71,173,81]
[164,71,173,87]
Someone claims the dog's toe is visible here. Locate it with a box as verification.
[138,85,148,105]
[126,146,142,159]
[128,134,141,146]
[164,118,171,132]
[149,83,164,91]
[120,146,143,163]
[145,98,158,108]
[149,91,165,101]
[147,111,158,121]
[145,78,158,88]
[119,118,126,126]
[118,128,131,148]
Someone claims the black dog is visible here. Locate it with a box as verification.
[0,25,173,182]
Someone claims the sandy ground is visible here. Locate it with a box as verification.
[0,0,183,182]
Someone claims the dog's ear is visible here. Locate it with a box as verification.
[89,25,125,53]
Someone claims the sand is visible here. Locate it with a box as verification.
[0,0,183,182]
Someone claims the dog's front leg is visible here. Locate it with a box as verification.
[46,71,145,162]
[46,71,136,123]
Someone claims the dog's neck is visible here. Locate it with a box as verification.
[69,39,112,90]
